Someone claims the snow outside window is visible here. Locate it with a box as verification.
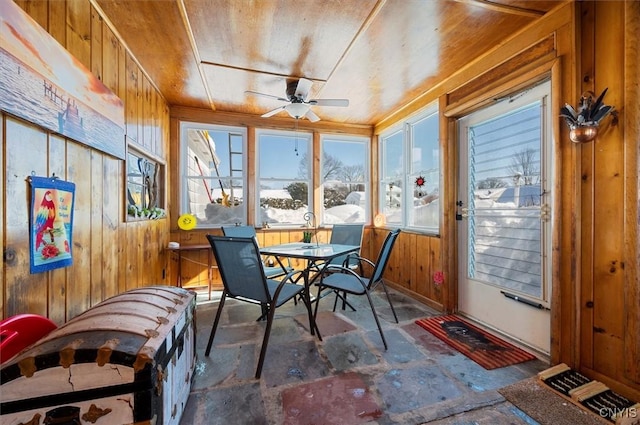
[320,136,369,225]
[256,129,312,228]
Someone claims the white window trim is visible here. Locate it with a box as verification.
[179,121,247,228]
[255,128,313,228]
[379,102,440,234]
[319,134,371,226]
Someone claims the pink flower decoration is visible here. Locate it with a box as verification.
[433,271,444,286]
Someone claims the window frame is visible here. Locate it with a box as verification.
[255,128,313,228]
[319,134,370,226]
[179,121,247,228]
[126,147,165,220]
[378,102,440,234]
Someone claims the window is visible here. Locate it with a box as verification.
[321,135,369,225]
[180,122,246,227]
[379,104,440,232]
[256,129,312,227]
[126,149,164,219]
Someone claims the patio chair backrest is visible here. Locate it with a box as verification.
[368,229,401,289]
[206,235,271,304]
[328,223,364,266]
[221,225,257,239]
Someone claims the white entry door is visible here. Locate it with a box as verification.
[457,81,552,355]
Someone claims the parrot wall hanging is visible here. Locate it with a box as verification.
[28,174,76,273]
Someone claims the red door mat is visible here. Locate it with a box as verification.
[415,315,536,370]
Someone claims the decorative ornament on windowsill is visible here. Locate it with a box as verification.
[560,88,617,144]
[302,211,318,246]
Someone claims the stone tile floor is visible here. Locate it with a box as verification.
[180,287,549,425]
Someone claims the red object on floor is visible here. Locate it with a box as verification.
[415,314,536,370]
[281,372,382,424]
[0,314,58,364]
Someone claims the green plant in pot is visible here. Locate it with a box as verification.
[560,88,615,143]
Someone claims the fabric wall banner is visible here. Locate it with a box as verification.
[29,175,76,273]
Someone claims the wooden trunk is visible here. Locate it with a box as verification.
[0,286,196,425]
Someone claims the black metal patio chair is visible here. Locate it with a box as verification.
[313,229,401,349]
[221,225,294,279]
[205,235,311,379]
[315,223,365,311]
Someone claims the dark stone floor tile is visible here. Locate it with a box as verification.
[181,382,267,425]
[322,332,380,371]
[297,310,358,336]
[376,364,465,414]
[261,339,331,387]
[366,328,428,364]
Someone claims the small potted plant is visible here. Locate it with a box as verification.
[560,88,615,143]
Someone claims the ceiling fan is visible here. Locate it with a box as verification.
[246,78,349,122]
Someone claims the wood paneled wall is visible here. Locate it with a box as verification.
[577,0,640,398]
[1,0,171,324]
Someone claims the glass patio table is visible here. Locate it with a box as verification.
[259,243,360,339]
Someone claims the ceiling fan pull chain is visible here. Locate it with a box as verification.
[294,118,299,156]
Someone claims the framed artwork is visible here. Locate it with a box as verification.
[0,0,125,159]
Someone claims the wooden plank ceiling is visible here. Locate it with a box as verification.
[95,0,566,126]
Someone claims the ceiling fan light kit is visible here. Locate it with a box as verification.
[246,78,349,122]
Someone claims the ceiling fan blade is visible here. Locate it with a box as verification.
[305,109,321,122]
[245,90,289,103]
[307,98,349,107]
[261,106,286,118]
[294,78,313,101]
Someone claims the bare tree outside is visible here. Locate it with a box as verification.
[297,152,344,180]
[477,177,508,189]
[508,148,540,185]
[339,164,365,191]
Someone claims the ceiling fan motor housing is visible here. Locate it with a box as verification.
[286,80,304,102]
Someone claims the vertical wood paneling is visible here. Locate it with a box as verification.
[90,5,103,81]
[65,143,91,320]
[579,0,596,370]
[592,0,625,380]
[430,237,442,305]
[102,25,119,94]
[441,100,456,312]
[5,0,170,326]
[102,157,120,299]
[47,134,68,323]
[142,75,152,151]
[117,41,127,105]
[624,0,640,386]
[4,117,48,317]
[117,220,127,294]
[124,223,140,290]
[125,53,139,143]
[90,151,104,305]
[413,235,430,298]
[65,0,91,68]
[14,0,49,30]
[150,87,158,154]
[48,0,66,46]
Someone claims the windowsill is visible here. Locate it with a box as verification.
[127,215,167,222]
